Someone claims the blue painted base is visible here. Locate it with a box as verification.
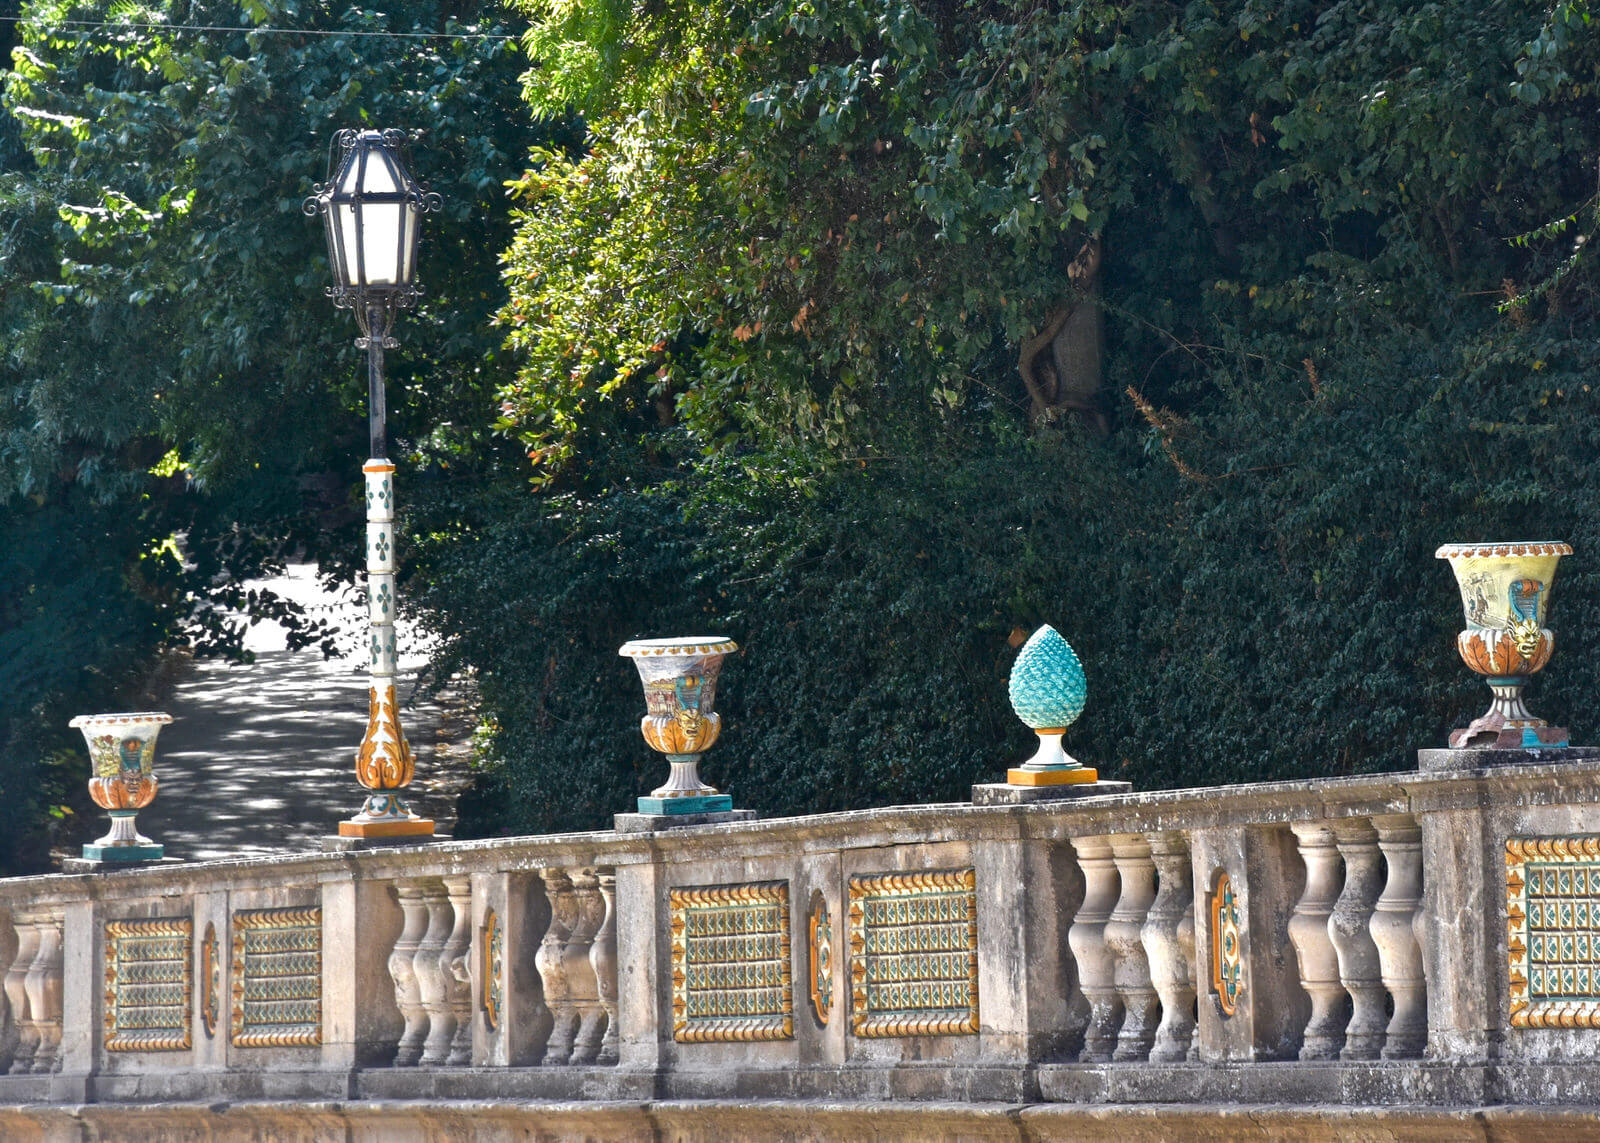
[82,842,164,862]
[637,794,733,815]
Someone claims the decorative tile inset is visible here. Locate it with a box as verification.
[230,907,322,1047]
[201,921,220,1038]
[481,907,503,1032]
[669,881,793,1043]
[1211,872,1244,1016]
[104,918,192,1052]
[1507,837,1600,1028]
[848,869,979,1037]
[808,897,834,1026]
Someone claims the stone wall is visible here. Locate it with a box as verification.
[4,758,1600,1140]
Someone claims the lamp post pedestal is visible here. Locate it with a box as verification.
[337,459,434,840]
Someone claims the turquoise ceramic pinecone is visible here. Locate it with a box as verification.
[1007,625,1087,730]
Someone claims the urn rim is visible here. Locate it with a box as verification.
[1434,541,1572,560]
[68,711,174,729]
[619,636,738,658]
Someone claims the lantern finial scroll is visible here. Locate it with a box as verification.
[1436,542,1572,750]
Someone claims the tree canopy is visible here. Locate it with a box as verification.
[9,0,1600,861]
[0,0,547,872]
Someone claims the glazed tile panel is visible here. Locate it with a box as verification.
[230,907,322,1047]
[104,918,192,1052]
[669,881,793,1043]
[1506,837,1600,1028]
[848,869,979,1037]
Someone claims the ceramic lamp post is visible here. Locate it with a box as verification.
[304,128,441,840]
[620,637,739,815]
[1006,624,1097,786]
[70,712,172,862]
[1437,541,1572,749]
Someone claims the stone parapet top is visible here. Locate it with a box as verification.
[3,757,1598,901]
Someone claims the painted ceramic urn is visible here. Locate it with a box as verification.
[69,711,172,861]
[620,637,738,815]
[1436,541,1572,748]
[1006,625,1097,785]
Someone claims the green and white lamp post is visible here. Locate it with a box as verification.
[304,129,441,840]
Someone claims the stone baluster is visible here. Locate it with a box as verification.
[537,868,579,1064]
[415,880,457,1066]
[592,871,619,1065]
[1371,814,1427,1059]
[4,913,39,1074]
[389,883,431,1066]
[443,875,474,1066]
[1329,819,1386,1060]
[25,909,63,1074]
[1144,833,1197,1062]
[566,869,606,1064]
[1289,823,1346,1060]
[1068,836,1122,1063]
[1106,835,1160,1061]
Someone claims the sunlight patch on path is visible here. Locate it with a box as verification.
[139,564,467,862]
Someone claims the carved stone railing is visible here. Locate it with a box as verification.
[2,759,1600,1130]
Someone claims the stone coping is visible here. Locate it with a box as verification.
[3,756,1597,902]
[5,1096,1600,1143]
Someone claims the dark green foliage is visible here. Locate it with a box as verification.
[0,0,548,873]
[417,0,1600,837]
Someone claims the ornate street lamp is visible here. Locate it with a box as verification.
[304,128,441,841]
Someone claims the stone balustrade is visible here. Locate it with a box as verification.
[3,757,1600,1139]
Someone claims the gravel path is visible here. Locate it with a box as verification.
[135,564,473,862]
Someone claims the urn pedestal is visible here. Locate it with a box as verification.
[70,712,172,862]
[617,637,750,828]
[1436,542,1572,750]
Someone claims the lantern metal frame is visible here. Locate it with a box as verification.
[302,128,442,351]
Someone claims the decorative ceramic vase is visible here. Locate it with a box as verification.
[69,712,173,861]
[1006,625,1097,785]
[1436,541,1572,748]
[620,637,738,815]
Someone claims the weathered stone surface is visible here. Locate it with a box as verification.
[1418,746,1600,773]
[6,1098,1600,1142]
[3,762,1600,1130]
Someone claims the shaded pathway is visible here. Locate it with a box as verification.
[138,564,471,862]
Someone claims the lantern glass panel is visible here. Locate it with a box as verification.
[400,201,419,283]
[367,149,402,195]
[336,203,361,287]
[360,202,405,285]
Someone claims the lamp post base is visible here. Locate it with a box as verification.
[338,791,435,838]
[338,818,436,838]
[1005,765,1101,786]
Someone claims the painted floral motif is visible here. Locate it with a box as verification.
[1457,628,1553,678]
[355,685,414,790]
[1211,872,1244,1017]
